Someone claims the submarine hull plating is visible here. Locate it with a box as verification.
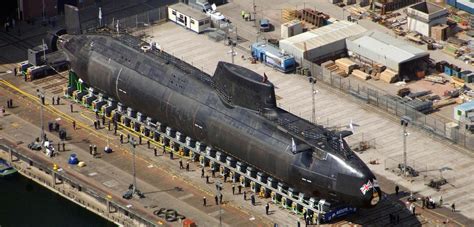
[60,34,381,208]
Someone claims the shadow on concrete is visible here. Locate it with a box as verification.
[143,186,183,195]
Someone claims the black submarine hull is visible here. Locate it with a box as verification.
[59,34,381,208]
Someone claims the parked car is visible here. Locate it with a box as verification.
[259,19,270,32]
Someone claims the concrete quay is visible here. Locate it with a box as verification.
[141,20,474,222]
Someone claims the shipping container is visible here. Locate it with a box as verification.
[444,65,452,76]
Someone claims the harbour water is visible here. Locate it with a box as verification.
[0,174,115,227]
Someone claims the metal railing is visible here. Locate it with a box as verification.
[0,143,157,227]
[301,59,474,152]
[82,6,168,33]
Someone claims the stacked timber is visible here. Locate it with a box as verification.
[282,9,297,23]
[351,69,371,80]
[335,58,357,74]
[380,69,398,83]
[322,60,347,77]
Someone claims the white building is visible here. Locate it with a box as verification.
[279,21,366,63]
[168,3,211,33]
[407,2,448,37]
[346,30,429,78]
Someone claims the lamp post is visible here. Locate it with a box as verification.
[310,78,318,124]
[401,116,412,177]
[36,89,45,142]
[216,180,223,227]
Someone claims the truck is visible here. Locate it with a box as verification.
[189,0,212,13]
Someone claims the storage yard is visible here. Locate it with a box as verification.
[1,0,474,226]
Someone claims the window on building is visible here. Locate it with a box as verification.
[191,19,195,24]
[172,10,176,15]
[199,21,204,26]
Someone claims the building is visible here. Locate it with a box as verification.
[251,42,296,73]
[446,0,474,14]
[454,101,474,122]
[280,20,303,39]
[407,2,448,37]
[168,3,210,33]
[372,0,420,14]
[346,30,429,79]
[279,21,366,63]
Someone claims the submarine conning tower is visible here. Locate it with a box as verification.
[212,62,276,111]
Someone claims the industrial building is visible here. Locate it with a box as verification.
[279,21,366,63]
[447,0,474,14]
[168,3,211,33]
[346,30,429,80]
[407,2,448,37]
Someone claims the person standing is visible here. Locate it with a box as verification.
[72,120,76,130]
[232,184,235,195]
[201,167,205,178]
[265,203,270,215]
[89,144,93,155]
[56,96,60,105]
[214,195,218,205]
[203,196,206,206]
[206,175,210,184]
[219,193,223,204]
[243,191,247,200]
[179,159,183,169]
[51,96,55,105]
[451,203,455,212]
[186,161,190,171]
[395,185,399,196]
[238,185,242,194]
[154,147,157,156]
[251,194,255,206]
[70,103,73,112]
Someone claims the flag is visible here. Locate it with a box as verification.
[360,180,373,195]
[349,119,355,133]
[291,138,296,153]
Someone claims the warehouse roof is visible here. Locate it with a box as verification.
[347,30,429,65]
[169,3,209,21]
[279,21,366,52]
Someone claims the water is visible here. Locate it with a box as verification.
[0,174,116,227]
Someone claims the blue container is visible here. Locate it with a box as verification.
[456,0,474,14]
[68,154,79,165]
[452,70,460,78]
[444,65,452,76]
[446,0,457,7]
[465,73,474,83]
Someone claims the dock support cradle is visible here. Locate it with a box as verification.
[64,88,337,223]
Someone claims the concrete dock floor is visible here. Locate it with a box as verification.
[140,20,474,222]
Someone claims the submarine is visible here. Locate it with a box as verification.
[56,32,381,208]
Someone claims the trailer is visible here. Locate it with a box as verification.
[251,42,296,73]
[168,3,211,33]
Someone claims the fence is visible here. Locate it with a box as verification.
[82,6,168,33]
[301,59,474,152]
